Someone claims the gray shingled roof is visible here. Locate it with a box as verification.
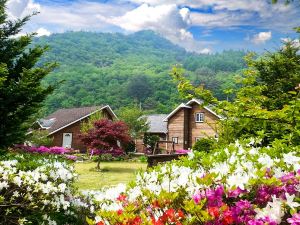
[146,114,168,133]
[40,106,102,134]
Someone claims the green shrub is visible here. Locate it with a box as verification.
[192,137,217,153]
[124,141,136,154]
[139,155,148,163]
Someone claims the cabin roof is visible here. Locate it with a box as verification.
[145,114,168,133]
[38,105,117,135]
[164,99,222,121]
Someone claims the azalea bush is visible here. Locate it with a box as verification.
[86,140,300,225]
[14,144,71,154]
[0,153,88,224]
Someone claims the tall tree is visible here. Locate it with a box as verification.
[0,1,56,149]
[118,105,149,141]
[127,75,153,102]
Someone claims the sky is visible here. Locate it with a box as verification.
[7,0,300,53]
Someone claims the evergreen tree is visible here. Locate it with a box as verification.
[0,1,56,149]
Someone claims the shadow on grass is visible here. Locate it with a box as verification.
[89,166,143,173]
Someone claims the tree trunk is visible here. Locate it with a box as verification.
[97,157,101,170]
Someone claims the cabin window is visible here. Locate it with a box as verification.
[172,137,178,144]
[195,112,204,122]
[62,133,72,148]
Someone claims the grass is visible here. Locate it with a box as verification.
[74,161,147,190]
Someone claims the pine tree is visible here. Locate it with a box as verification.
[0,0,56,149]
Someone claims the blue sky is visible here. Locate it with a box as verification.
[7,0,300,53]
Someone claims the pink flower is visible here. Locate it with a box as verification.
[287,213,300,225]
[192,192,201,204]
[66,155,77,161]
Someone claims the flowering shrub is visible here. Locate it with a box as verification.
[14,144,71,154]
[87,141,300,225]
[175,149,191,154]
[0,153,88,224]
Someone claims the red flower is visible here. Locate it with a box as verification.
[222,210,234,225]
[177,210,185,219]
[117,194,127,202]
[208,206,219,218]
[96,222,105,225]
[117,209,123,215]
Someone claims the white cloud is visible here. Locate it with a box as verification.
[7,0,131,33]
[252,31,272,44]
[7,0,40,19]
[199,48,211,54]
[36,27,51,37]
[107,3,210,52]
[6,0,300,52]
[107,4,190,32]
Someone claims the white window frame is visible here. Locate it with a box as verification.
[62,133,72,148]
[172,137,178,144]
[195,112,205,123]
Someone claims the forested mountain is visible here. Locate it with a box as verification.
[35,31,247,114]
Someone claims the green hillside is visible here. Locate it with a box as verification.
[35,31,247,114]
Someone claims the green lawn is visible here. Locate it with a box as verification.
[74,161,147,190]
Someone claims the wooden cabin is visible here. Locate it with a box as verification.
[164,99,221,150]
[37,105,117,151]
[137,99,221,152]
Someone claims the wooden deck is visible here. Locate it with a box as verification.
[147,153,188,167]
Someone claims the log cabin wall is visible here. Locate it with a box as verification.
[167,109,185,150]
[188,103,219,148]
[183,108,190,149]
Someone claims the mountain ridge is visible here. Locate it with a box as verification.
[34,31,247,114]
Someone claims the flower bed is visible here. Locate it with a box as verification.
[0,153,88,224]
[14,144,71,154]
[86,141,300,225]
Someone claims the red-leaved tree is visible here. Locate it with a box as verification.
[79,118,131,169]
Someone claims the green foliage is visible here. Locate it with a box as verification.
[192,138,217,153]
[171,40,300,147]
[218,43,300,145]
[33,31,246,114]
[25,129,53,147]
[124,141,136,154]
[143,134,160,152]
[118,105,149,140]
[127,75,153,102]
[139,155,148,163]
[0,1,56,149]
[80,110,104,134]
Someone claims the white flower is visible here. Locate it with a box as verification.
[258,154,273,168]
[255,196,284,224]
[0,181,9,191]
[283,152,300,165]
[13,191,19,198]
[13,176,22,186]
[285,193,300,209]
[188,151,194,159]
[58,183,67,192]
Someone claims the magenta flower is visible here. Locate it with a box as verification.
[228,187,246,198]
[192,192,202,204]
[287,213,300,225]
